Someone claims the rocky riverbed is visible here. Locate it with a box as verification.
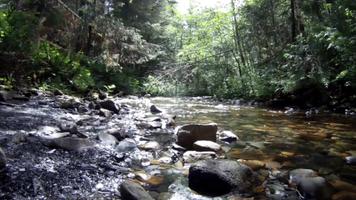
[0,90,356,199]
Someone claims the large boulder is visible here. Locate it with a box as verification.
[0,147,6,170]
[99,100,120,113]
[120,180,154,200]
[177,123,217,149]
[188,159,256,197]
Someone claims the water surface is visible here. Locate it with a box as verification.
[152,97,356,183]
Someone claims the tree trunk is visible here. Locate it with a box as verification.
[291,0,304,42]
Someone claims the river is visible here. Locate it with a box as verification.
[149,97,356,198]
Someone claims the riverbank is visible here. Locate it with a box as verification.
[0,89,355,199]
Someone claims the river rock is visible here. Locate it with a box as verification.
[298,131,331,141]
[137,121,162,129]
[116,139,137,152]
[99,100,120,113]
[60,98,81,109]
[188,159,256,196]
[99,108,112,118]
[98,133,118,146]
[289,169,333,199]
[47,137,94,152]
[289,168,317,185]
[150,105,162,114]
[98,90,108,100]
[0,147,6,170]
[120,180,154,200]
[59,123,78,134]
[183,151,217,163]
[193,140,221,152]
[140,141,160,151]
[177,123,217,149]
[298,176,332,200]
[107,128,129,140]
[345,156,356,165]
[218,130,238,143]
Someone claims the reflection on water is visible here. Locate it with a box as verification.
[152,97,356,182]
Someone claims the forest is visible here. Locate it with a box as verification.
[0,0,355,109]
[0,0,356,199]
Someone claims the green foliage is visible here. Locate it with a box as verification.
[0,11,10,43]
[32,42,94,92]
[1,0,356,105]
[143,75,185,96]
[0,10,39,53]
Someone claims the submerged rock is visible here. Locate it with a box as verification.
[120,180,154,200]
[289,169,332,199]
[193,140,221,152]
[332,191,356,200]
[183,151,217,163]
[298,176,333,200]
[289,168,317,185]
[298,130,331,141]
[0,147,6,170]
[177,123,217,149]
[188,159,256,196]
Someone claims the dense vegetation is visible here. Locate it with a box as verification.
[1,0,356,108]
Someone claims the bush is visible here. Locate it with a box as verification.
[32,42,94,92]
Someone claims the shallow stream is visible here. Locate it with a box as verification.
[151,97,356,188]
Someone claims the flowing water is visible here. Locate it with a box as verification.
[151,97,356,184]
